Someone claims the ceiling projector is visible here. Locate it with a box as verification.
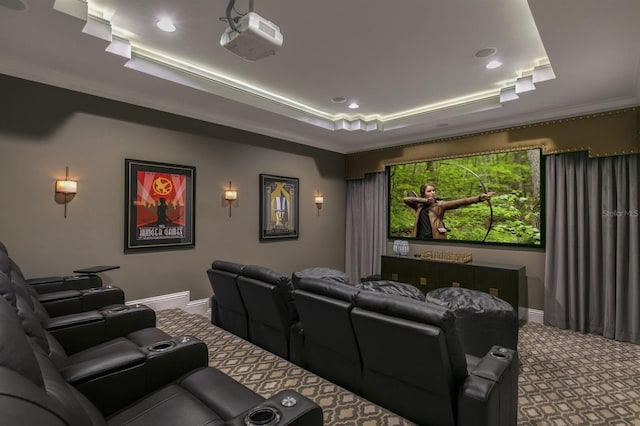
[220,12,283,61]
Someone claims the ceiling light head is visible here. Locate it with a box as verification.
[156,18,176,32]
[475,47,497,58]
[486,60,503,69]
[331,96,347,104]
[348,102,359,109]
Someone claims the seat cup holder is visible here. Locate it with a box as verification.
[489,349,511,361]
[109,306,128,313]
[148,341,177,352]
[244,407,280,426]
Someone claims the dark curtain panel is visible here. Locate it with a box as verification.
[544,152,639,344]
[345,172,387,283]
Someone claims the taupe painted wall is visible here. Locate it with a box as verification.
[0,75,346,302]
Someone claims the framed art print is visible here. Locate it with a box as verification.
[259,174,299,240]
[125,159,195,253]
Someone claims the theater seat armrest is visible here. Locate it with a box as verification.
[38,290,81,303]
[79,286,125,310]
[226,390,323,426]
[458,346,517,426]
[46,306,156,354]
[469,347,514,382]
[26,275,64,286]
[61,350,146,385]
[40,287,125,318]
[43,311,104,330]
[140,336,209,391]
[28,275,101,294]
[102,304,157,340]
[46,317,107,355]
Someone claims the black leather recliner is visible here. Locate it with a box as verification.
[291,277,362,393]
[0,295,323,425]
[236,265,297,359]
[351,290,518,426]
[292,275,518,425]
[1,252,156,354]
[1,248,126,318]
[206,260,249,338]
[1,269,210,416]
[0,240,102,293]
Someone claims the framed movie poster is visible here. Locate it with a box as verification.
[260,174,299,240]
[125,159,195,253]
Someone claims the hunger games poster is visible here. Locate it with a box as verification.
[125,159,195,253]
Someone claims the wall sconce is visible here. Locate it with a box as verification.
[55,166,77,218]
[224,181,238,217]
[314,193,324,216]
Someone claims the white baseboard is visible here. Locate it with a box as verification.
[127,291,210,318]
[526,308,544,324]
[519,307,544,324]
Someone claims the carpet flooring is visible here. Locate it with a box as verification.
[156,309,640,425]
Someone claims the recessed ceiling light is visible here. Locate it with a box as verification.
[157,18,176,32]
[486,60,503,69]
[331,96,347,104]
[348,102,359,109]
[475,47,497,58]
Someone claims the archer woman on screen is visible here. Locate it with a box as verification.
[403,183,494,239]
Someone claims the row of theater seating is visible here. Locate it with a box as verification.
[207,261,519,426]
[0,244,322,425]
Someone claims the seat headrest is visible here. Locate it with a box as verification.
[291,267,351,288]
[0,241,7,255]
[295,277,359,303]
[357,280,426,301]
[211,260,245,275]
[426,287,514,313]
[242,265,291,290]
[354,290,452,326]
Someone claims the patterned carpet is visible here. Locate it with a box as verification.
[156,309,413,425]
[156,309,640,426]
[517,322,640,426]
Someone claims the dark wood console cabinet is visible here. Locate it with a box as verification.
[381,255,526,311]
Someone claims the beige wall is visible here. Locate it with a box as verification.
[0,75,346,302]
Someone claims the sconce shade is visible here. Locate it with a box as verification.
[56,179,77,194]
[224,181,237,217]
[56,166,77,218]
[314,195,324,216]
